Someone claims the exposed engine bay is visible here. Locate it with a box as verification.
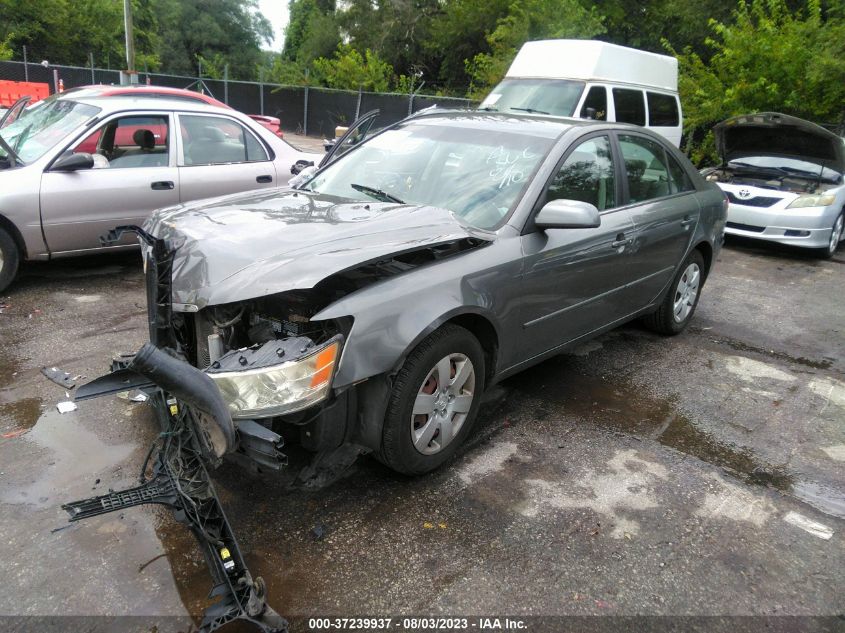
[703,165,837,194]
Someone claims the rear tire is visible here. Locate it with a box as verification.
[816,212,843,259]
[642,249,705,336]
[0,228,20,294]
[379,324,485,475]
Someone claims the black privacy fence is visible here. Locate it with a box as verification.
[0,60,476,137]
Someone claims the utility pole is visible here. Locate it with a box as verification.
[121,0,137,85]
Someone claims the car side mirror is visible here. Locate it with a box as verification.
[535,199,601,230]
[290,159,315,176]
[289,165,318,189]
[53,152,95,172]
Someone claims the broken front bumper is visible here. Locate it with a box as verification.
[65,344,288,633]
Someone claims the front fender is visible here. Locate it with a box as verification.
[312,238,522,387]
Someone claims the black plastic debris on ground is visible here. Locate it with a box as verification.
[41,366,75,389]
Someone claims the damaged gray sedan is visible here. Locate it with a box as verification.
[140,110,726,476]
[66,110,725,631]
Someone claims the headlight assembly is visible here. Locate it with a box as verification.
[787,193,836,208]
[208,337,341,419]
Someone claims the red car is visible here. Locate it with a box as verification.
[62,85,283,138]
[247,114,284,139]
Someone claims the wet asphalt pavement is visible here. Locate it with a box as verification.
[0,236,843,632]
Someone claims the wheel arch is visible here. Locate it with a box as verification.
[390,307,500,381]
[693,239,713,281]
[353,309,500,455]
[0,212,28,260]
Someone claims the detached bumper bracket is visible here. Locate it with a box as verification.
[62,387,288,633]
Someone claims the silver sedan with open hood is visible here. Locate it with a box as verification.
[703,112,845,257]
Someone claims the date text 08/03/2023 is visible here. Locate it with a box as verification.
[307,617,528,630]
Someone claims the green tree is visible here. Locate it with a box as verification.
[0,0,159,69]
[283,0,339,64]
[427,0,512,93]
[0,34,12,61]
[669,0,845,163]
[312,44,394,91]
[465,0,606,98]
[152,0,271,79]
[592,0,735,60]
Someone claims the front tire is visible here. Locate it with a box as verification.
[643,249,705,336]
[816,212,843,259]
[0,228,20,294]
[379,324,485,475]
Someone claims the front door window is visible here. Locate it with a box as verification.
[546,136,616,211]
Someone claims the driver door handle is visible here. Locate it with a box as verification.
[151,181,174,191]
[256,175,273,184]
[611,234,633,249]
[681,216,695,227]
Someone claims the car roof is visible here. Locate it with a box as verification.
[61,85,229,109]
[403,108,648,140]
[52,92,242,117]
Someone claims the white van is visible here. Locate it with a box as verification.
[480,40,683,146]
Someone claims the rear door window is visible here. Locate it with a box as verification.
[619,134,674,202]
[180,114,268,166]
[612,88,646,126]
[647,92,679,127]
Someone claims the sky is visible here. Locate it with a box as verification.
[257,0,290,50]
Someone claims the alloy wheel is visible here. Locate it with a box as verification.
[410,353,476,455]
[673,263,700,324]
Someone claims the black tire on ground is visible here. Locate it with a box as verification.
[379,324,485,476]
[642,248,706,336]
[815,212,843,260]
[0,228,20,294]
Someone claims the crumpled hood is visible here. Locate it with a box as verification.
[714,112,845,171]
[145,188,493,308]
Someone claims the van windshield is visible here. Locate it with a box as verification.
[480,79,585,117]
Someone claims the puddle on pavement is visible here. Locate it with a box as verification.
[0,397,42,431]
[504,356,844,519]
[0,409,134,507]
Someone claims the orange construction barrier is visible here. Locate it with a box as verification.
[0,80,51,107]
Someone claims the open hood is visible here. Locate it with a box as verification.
[714,112,845,172]
[144,188,493,309]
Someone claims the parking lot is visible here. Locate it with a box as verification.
[0,237,843,631]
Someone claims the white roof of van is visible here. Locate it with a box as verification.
[505,39,678,92]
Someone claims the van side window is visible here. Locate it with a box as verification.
[618,134,676,203]
[647,92,679,127]
[546,136,615,211]
[612,89,645,126]
[581,86,607,120]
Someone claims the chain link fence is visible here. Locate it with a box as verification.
[0,59,476,137]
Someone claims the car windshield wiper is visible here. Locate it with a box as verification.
[509,107,551,115]
[477,106,499,112]
[350,183,405,204]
